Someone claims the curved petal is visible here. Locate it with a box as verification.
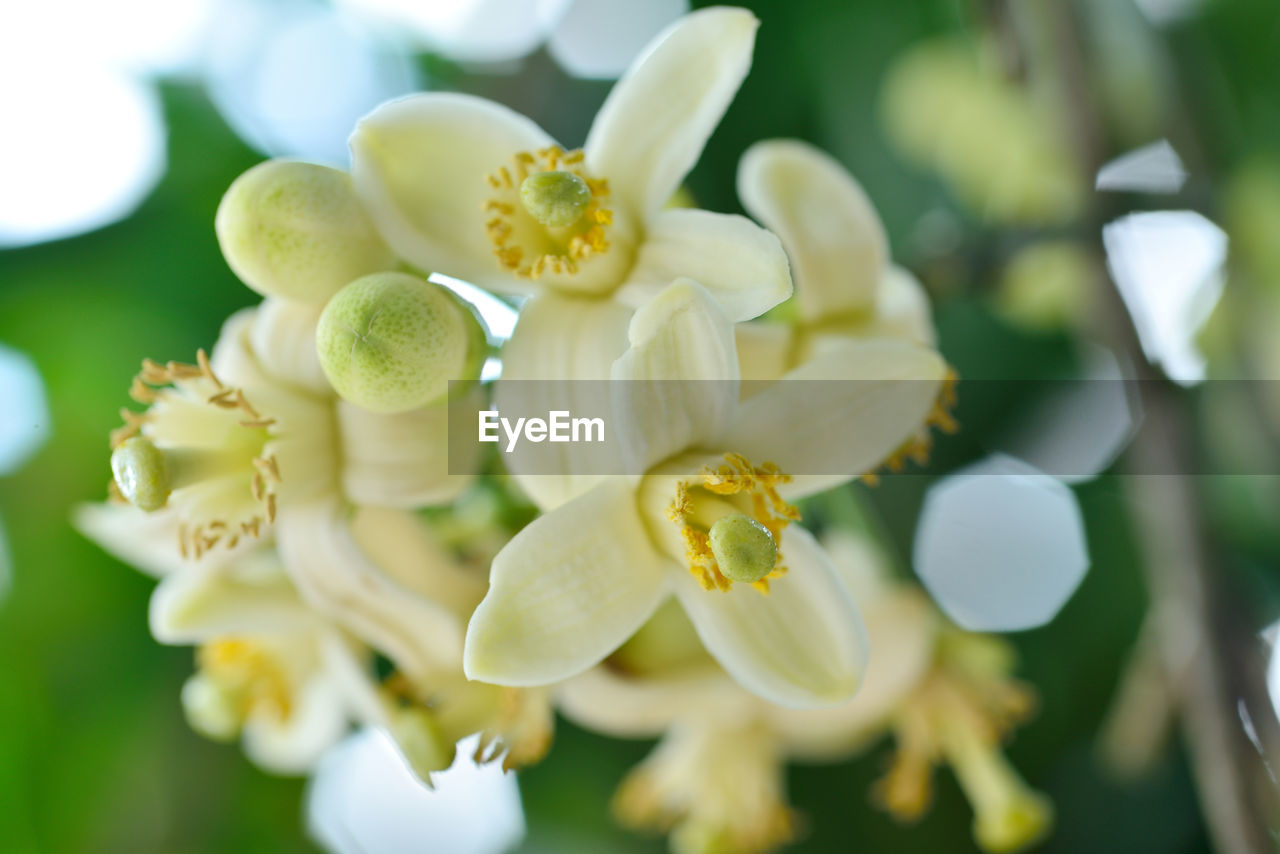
[150,551,315,644]
[872,265,936,346]
[463,481,671,686]
[350,93,553,291]
[611,279,739,473]
[738,139,887,321]
[724,339,946,498]
[584,7,758,219]
[337,397,474,509]
[347,505,487,622]
[616,209,792,321]
[242,674,349,774]
[251,298,332,395]
[674,524,866,708]
[766,587,938,759]
[495,290,633,510]
[276,499,464,683]
[73,502,185,577]
[557,665,744,738]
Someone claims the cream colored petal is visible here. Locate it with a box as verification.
[350,93,553,291]
[250,298,332,395]
[207,307,263,388]
[584,7,758,219]
[616,209,792,322]
[494,290,633,510]
[348,505,487,622]
[766,587,937,759]
[275,499,464,683]
[337,395,475,509]
[873,265,936,346]
[557,664,744,739]
[73,502,185,577]
[242,674,350,774]
[149,550,314,644]
[674,524,866,708]
[463,481,671,686]
[738,139,888,321]
[724,339,946,499]
[611,279,739,474]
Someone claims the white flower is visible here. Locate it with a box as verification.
[734,138,938,375]
[352,8,794,510]
[463,278,946,707]
[351,7,787,316]
[557,531,1052,854]
[78,491,554,781]
[93,303,474,686]
[734,139,957,483]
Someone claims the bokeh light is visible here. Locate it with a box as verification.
[914,455,1090,632]
[308,730,525,854]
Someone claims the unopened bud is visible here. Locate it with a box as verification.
[316,272,486,413]
[216,160,396,303]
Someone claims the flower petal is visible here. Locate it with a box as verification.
[616,209,793,321]
[584,7,757,219]
[738,139,888,321]
[765,589,938,759]
[464,481,671,686]
[674,524,866,708]
[250,298,332,395]
[495,290,633,510]
[350,93,553,291]
[347,505,487,622]
[73,502,184,577]
[242,672,350,774]
[337,396,475,508]
[611,279,739,473]
[724,339,946,498]
[149,551,314,644]
[276,499,464,682]
[557,664,743,738]
[874,265,936,346]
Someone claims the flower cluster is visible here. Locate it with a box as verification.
[78,7,1047,853]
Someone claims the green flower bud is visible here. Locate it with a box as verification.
[215,160,396,303]
[111,435,170,512]
[520,170,592,229]
[316,272,487,414]
[708,513,778,584]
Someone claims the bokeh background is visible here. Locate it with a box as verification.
[3,0,1280,851]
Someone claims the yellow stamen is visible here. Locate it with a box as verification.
[109,353,282,557]
[483,145,612,279]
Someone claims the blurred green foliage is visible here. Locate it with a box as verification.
[6,0,1280,850]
